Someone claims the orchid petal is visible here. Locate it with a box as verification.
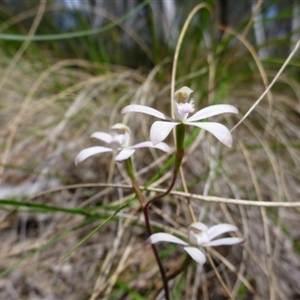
[154,142,172,152]
[188,222,209,245]
[121,104,171,120]
[174,86,193,101]
[187,104,238,122]
[91,132,113,144]
[75,146,113,164]
[207,224,238,240]
[189,222,208,232]
[130,141,154,149]
[150,121,178,145]
[184,247,206,265]
[110,134,128,146]
[207,237,245,247]
[130,141,171,153]
[187,121,233,147]
[148,233,188,246]
[115,148,135,162]
[111,123,130,132]
[189,231,210,246]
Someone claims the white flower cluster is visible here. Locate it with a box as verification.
[75,86,243,265]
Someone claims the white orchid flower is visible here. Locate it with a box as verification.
[148,222,245,265]
[75,123,171,164]
[121,86,238,147]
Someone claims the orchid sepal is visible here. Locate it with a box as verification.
[121,104,171,121]
[150,121,179,145]
[75,146,113,165]
[186,104,238,122]
[186,121,233,148]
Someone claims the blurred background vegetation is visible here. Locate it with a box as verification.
[0,0,300,299]
[1,0,299,65]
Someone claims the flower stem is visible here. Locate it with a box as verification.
[124,158,170,299]
[174,123,185,173]
[124,122,186,300]
[143,204,170,300]
[124,158,145,205]
[140,123,186,298]
[145,123,186,208]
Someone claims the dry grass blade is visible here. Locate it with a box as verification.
[0,0,46,183]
